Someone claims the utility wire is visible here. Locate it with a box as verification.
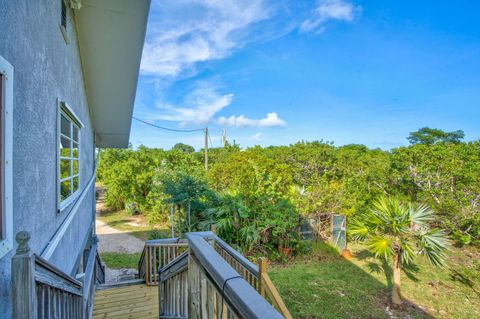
[132,116,205,133]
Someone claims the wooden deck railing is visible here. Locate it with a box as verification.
[145,232,292,319]
[185,232,284,319]
[12,231,105,319]
[158,251,189,319]
[138,238,188,285]
[211,236,293,319]
[213,237,259,289]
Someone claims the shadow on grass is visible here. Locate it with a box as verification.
[355,249,420,285]
[269,242,436,319]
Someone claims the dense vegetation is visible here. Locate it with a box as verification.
[97,129,480,254]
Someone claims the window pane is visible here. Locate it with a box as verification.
[60,159,71,179]
[72,142,79,158]
[72,159,79,175]
[61,114,70,137]
[60,179,71,201]
[60,135,71,157]
[73,176,79,192]
[72,125,79,142]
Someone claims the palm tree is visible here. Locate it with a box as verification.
[350,197,448,305]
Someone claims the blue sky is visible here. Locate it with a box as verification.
[130,0,480,150]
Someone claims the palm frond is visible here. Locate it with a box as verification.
[416,227,448,266]
[367,236,393,260]
[409,203,434,226]
[349,219,370,241]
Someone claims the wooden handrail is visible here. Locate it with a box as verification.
[210,234,292,319]
[258,258,293,319]
[186,232,284,319]
[12,231,104,319]
[137,237,188,285]
[158,252,189,318]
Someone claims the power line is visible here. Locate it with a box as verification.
[132,116,205,133]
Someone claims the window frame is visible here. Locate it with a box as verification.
[0,56,13,259]
[57,101,82,212]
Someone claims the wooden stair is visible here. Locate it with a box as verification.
[93,282,158,319]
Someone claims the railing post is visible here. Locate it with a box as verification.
[258,257,267,297]
[210,224,217,234]
[11,231,37,319]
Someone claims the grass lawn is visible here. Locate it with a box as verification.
[269,242,480,319]
[100,252,142,269]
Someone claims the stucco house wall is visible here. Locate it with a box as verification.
[0,0,96,316]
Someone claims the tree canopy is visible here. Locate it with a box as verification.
[97,131,480,252]
[172,143,195,153]
[407,127,465,145]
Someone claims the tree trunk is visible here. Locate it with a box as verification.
[392,253,402,305]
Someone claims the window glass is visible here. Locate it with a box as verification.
[61,114,70,136]
[60,159,70,179]
[60,179,71,201]
[73,126,78,142]
[59,106,80,206]
[73,177,79,192]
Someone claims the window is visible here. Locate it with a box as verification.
[60,0,69,44]
[58,103,81,209]
[61,0,67,29]
[0,56,13,258]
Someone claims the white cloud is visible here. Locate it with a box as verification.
[217,112,286,128]
[141,0,271,78]
[300,0,360,33]
[148,83,233,126]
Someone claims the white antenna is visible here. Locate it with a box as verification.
[221,128,228,146]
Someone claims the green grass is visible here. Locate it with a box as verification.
[97,208,169,241]
[100,252,142,269]
[269,242,480,319]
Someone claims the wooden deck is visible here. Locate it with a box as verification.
[93,284,158,319]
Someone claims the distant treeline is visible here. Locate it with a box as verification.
[97,128,480,252]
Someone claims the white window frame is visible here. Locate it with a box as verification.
[0,56,13,258]
[57,101,82,212]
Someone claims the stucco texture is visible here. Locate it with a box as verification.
[0,1,95,316]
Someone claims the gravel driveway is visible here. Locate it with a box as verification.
[96,218,144,254]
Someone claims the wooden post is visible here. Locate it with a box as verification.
[12,231,38,319]
[258,257,267,297]
[210,224,217,235]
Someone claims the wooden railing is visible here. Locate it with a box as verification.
[158,251,189,319]
[213,237,259,290]
[12,231,105,319]
[185,232,284,319]
[212,236,293,319]
[138,238,188,285]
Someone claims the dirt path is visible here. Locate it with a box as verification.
[95,187,144,254]
[95,187,144,283]
[96,218,144,254]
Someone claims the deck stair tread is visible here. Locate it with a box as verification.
[93,283,158,319]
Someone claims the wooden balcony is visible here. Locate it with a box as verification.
[12,231,291,319]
